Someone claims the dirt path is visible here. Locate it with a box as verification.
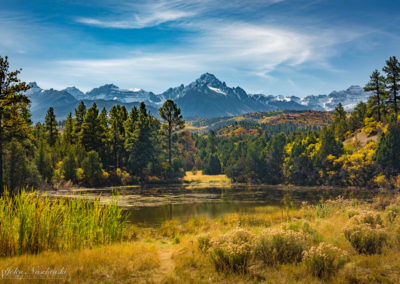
[152,246,175,283]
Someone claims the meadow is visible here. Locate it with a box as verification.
[0,190,400,283]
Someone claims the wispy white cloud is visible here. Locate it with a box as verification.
[75,0,284,29]
[76,10,195,29]
[53,20,363,93]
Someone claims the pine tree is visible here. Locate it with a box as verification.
[63,112,75,145]
[375,117,400,176]
[383,56,400,115]
[74,101,86,137]
[203,153,221,175]
[126,103,154,177]
[364,70,386,121]
[159,100,185,167]
[45,107,58,146]
[266,132,287,183]
[98,107,109,167]
[34,138,53,182]
[348,102,367,131]
[81,150,103,186]
[62,149,77,182]
[0,56,31,192]
[109,105,127,168]
[79,103,102,153]
[332,103,348,140]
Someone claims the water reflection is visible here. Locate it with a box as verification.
[122,186,379,227]
[47,185,380,227]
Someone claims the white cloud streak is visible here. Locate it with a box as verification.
[53,21,362,92]
[75,0,284,29]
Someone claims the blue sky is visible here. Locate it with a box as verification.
[1,0,399,96]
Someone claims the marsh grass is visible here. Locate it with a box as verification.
[0,190,126,256]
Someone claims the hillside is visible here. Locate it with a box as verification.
[187,110,333,135]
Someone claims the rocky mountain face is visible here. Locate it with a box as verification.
[26,73,371,121]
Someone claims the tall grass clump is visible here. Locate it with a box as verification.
[208,229,255,273]
[0,190,126,256]
[254,228,309,265]
[303,242,348,279]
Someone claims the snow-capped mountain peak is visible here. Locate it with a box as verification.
[25,74,372,121]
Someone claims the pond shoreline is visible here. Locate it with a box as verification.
[41,184,390,226]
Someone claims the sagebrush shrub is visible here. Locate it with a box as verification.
[208,229,255,273]
[349,211,383,227]
[254,228,309,265]
[343,223,387,254]
[303,242,348,278]
[343,211,387,254]
[386,205,400,223]
[282,220,322,243]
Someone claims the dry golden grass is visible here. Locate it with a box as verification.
[0,242,160,283]
[183,170,231,186]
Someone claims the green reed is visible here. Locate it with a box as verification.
[0,190,126,256]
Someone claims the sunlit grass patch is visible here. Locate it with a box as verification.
[0,242,159,283]
[184,171,231,185]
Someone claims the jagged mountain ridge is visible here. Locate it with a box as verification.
[26,73,371,121]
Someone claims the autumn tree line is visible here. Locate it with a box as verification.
[1,55,400,191]
[195,56,400,187]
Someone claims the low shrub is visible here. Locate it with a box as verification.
[208,229,255,273]
[386,205,400,223]
[282,220,322,243]
[343,223,387,254]
[349,210,383,228]
[303,242,348,278]
[254,228,309,265]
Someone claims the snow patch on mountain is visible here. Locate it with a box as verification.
[208,86,226,95]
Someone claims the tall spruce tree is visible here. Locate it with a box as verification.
[332,103,348,140]
[364,70,386,121]
[383,56,400,115]
[98,107,109,167]
[159,100,185,167]
[126,103,154,177]
[79,103,102,153]
[45,107,58,146]
[74,101,86,137]
[109,105,127,168]
[375,117,400,176]
[63,112,74,145]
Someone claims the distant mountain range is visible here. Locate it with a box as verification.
[26,73,371,122]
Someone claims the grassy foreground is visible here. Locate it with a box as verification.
[1,192,400,283]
